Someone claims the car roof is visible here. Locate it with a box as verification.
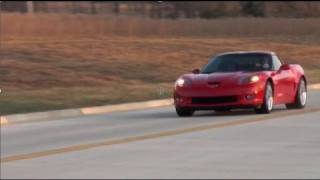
[216,51,276,56]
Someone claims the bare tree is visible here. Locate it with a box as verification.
[90,1,96,14]
[27,1,34,14]
[113,2,119,15]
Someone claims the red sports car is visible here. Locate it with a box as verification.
[174,51,307,116]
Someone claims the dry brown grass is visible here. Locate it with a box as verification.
[1,13,320,114]
[3,13,320,42]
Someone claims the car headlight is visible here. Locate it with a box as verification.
[175,78,191,88]
[250,75,260,83]
[239,75,260,84]
[176,78,185,87]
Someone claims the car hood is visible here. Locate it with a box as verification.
[183,72,259,87]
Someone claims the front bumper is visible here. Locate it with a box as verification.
[174,82,265,109]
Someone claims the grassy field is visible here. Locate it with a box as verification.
[1,13,320,115]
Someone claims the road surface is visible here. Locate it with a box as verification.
[1,90,320,178]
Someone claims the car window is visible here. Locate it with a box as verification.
[272,55,282,71]
[201,53,273,73]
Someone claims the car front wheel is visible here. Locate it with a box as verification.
[255,81,273,114]
[176,107,194,117]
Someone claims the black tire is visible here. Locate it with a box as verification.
[286,78,307,109]
[176,107,194,117]
[255,81,273,114]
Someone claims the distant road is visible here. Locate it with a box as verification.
[1,90,320,178]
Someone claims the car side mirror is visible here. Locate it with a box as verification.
[279,64,290,71]
[192,69,200,74]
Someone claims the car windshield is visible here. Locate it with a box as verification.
[201,53,272,73]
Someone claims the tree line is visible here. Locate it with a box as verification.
[155,1,320,18]
[2,1,320,18]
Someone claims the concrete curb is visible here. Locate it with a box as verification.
[0,99,173,125]
[81,99,173,115]
[2,109,83,125]
[308,83,320,90]
[1,83,319,126]
[0,116,8,125]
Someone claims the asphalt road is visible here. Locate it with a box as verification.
[1,90,320,178]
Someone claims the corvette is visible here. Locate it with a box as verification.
[174,51,307,116]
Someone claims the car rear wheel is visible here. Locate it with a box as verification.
[286,78,307,109]
[176,107,194,117]
[255,82,273,114]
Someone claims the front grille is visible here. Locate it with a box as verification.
[192,96,237,104]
